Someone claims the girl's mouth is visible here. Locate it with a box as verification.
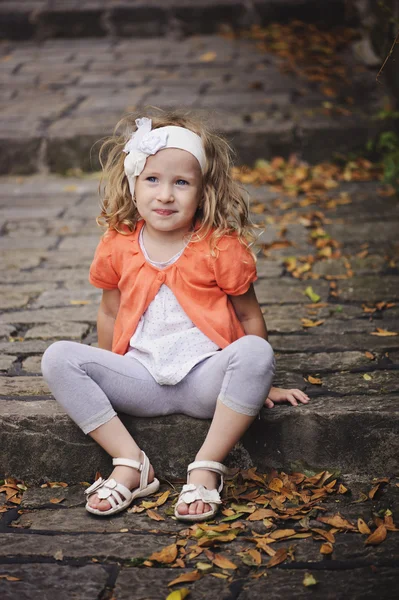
[154,210,176,216]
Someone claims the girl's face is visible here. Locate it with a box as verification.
[135,148,202,239]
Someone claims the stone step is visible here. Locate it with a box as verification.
[1,392,398,484]
[0,32,384,174]
[1,0,347,41]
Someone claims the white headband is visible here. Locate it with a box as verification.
[123,117,206,198]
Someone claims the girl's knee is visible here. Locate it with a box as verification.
[234,335,275,374]
[41,340,76,379]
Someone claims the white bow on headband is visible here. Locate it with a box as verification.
[123,117,206,199]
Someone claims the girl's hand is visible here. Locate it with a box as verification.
[265,386,309,409]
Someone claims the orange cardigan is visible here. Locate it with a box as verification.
[89,220,257,355]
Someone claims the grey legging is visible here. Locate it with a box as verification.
[41,335,275,435]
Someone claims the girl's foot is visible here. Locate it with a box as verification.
[87,462,155,511]
[176,468,218,516]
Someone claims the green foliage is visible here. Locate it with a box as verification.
[376,130,399,190]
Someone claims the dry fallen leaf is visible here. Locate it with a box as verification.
[370,328,398,337]
[49,497,65,504]
[166,589,190,600]
[303,572,317,587]
[320,542,333,554]
[318,514,356,530]
[199,51,217,62]
[53,549,63,561]
[365,524,387,546]
[149,543,178,564]
[266,547,288,568]
[357,518,371,534]
[168,571,201,587]
[212,554,238,570]
[146,509,165,521]
[307,375,323,385]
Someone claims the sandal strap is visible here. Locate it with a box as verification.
[187,460,228,493]
[112,451,150,492]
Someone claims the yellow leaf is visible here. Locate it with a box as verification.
[304,286,321,303]
[199,51,217,62]
[196,562,213,572]
[307,375,322,385]
[301,318,325,328]
[212,554,238,570]
[338,484,348,494]
[363,374,372,381]
[168,571,201,586]
[211,573,229,579]
[357,518,371,534]
[370,328,398,337]
[70,300,91,305]
[149,543,178,564]
[303,572,317,587]
[154,490,170,506]
[365,524,387,545]
[166,588,191,599]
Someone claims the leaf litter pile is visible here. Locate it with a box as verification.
[123,468,396,586]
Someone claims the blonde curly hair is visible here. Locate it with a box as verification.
[97,108,256,255]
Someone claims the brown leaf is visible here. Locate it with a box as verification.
[149,543,178,564]
[49,497,65,504]
[199,52,217,62]
[365,351,375,360]
[168,570,201,586]
[357,518,371,534]
[311,528,335,543]
[212,554,238,570]
[266,547,288,568]
[269,529,296,540]
[146,509,165,521]
[247,508,276,521]
[365,524,387,546]
[268,477,283,492]
[301,318,325,328]
[317,514,356,530]
[320,542,333,555]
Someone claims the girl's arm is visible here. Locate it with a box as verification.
[229,284,268,339]
[97,288,121,351]
[230,285,309,408]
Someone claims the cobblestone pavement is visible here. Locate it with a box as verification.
[0,170,398,598]
[0,28,385,173]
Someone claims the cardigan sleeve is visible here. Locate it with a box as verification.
[213,236,257,296]
[89,235,120,290]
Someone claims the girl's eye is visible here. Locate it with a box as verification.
[176,179,189,186]
[146,176,157,183]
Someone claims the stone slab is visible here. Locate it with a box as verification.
[1,395,398,483]
[0,376,50,397]
[0,564,108,600]
[24,322,90,340]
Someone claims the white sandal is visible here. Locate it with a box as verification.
[174,460,228,522]
[85,452,160,516]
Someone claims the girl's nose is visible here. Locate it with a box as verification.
[157,186,174,202]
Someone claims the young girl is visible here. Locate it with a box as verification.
[41,111,309,522]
